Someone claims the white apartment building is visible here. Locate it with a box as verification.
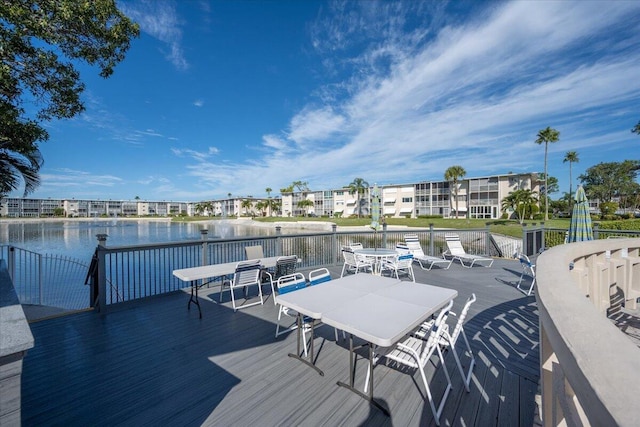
[1,172,538,220]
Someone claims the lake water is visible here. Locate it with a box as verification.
[0,219,277,263]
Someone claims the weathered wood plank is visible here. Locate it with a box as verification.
[21,259,539,426]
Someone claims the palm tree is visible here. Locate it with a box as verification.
[296,199,314,216]
[240,199,253,216]
[501,189,539,225]
[347,177,369,217]
[268,198,280,216]
[632,120,640,135]
[535,127,560,220]
[265,187,272,198]
[0,141,43,197]
[444,165,466,218]
[563,151,579,211]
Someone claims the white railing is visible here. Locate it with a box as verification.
[536,238,640,426]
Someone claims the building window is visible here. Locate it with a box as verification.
[402,197,413,203]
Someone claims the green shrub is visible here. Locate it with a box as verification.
[597,219,640,230]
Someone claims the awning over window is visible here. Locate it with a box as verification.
[334,208,344,213]
[383,198,396,204]
[384,207,396,214]
[346,199,356,205]
[400,207,413,213]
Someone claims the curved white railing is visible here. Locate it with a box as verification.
[536,238,640,426]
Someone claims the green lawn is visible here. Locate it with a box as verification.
[250,216,571,238]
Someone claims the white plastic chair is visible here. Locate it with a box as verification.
[340,249,373,277]
[403,234,452,270]
[443,234,493,268]
[220,260,264,311]
[266,255,299,304]
[273,272,308,338]
[365,300,455,426]
[517,254,536,296]
[308,268,345,341]
[381,252,415,281]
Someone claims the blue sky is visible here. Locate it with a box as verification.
[12,0,640,202]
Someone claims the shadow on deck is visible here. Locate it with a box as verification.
[21,258,540,426]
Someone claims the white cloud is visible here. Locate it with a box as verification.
[120,0,189,70]
[193,99,204,107]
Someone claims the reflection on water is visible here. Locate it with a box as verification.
[0,220,275,262]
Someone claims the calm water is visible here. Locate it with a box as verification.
[1,219,275,263]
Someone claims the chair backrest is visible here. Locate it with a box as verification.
[342,249,357,265]
[308,268,331,286]
[395,243,410,254]
[519,253,533,268]
[404,234,426,257]
[448,294,476,344]
[395,252,414,267]
[233,260,262,286]
[420,300,454,364]
[274,255,297,279]
[276,273,307,295]
[348,242,363,250]
[245,245,264,260]
[445,234,466,255]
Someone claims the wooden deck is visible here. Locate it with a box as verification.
[21,259,540,426]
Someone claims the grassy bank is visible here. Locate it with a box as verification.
[250,216,571,238]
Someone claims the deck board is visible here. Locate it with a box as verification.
[21,258,540,426]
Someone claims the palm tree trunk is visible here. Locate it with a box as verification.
[544,142,549,221]
[569,162,573,212]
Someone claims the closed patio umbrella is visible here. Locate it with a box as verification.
[567,185,593,243]
[370,184,381,249]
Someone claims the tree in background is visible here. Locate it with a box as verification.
[444,165,466,218]
[346,177,369,218]
[240,199,253,216]
[501,189,539,224]
[265,187,272,197]
[563,151,579,211]
[632,121,640,135]
[579,160,640,213]
[535,127,560,220]
[296,199,314,216]
[268,198,281,216]
[0,0,139,197]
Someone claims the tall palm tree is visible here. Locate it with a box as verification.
[347,177,369,217]
[632,120,640,135]
[0,141,43,197]
[265,187,272,198]
[563,151,579,211]
[444,165,466,218]
[240,199,253,216]
[535,127,560,221]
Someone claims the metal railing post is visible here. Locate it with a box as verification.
[593,223,600,240]
[7,246,15,280]
[38,254,43,305]
[540,222,546,252]
[522,224,528,256]
[200,229,209,266]
[96,234,108,314]
[276,226,282,256]
[429,223,435,257]
[485,223,491,255]
[382,223,388,249]
[331,224,338,266]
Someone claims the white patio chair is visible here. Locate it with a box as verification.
[308,268,345,341]
[220,260,264,311]
[266,255,299,304]
[348,242,364,250]
[516,254,536,296]
[414,295,477,390]
[381,252,415,281]
[340,249,373,277]
[365,300,455,426]
[273,273,311,352]
[443,234,493,268]
[403,234,452,270]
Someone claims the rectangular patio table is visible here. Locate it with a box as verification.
[173,256,287,318]
[276,274,457,416]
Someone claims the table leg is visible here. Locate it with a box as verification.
[337,334,390,416]
[187,281,202,319]
[288,313,323,376]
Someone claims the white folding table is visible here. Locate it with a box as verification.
[276,274,457,416]
[173,256,285,318]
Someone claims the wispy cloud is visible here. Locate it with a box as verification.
[120,0,189,70]
[193,99,204,107]
[172,147,219,161]
[180,0,640,197]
